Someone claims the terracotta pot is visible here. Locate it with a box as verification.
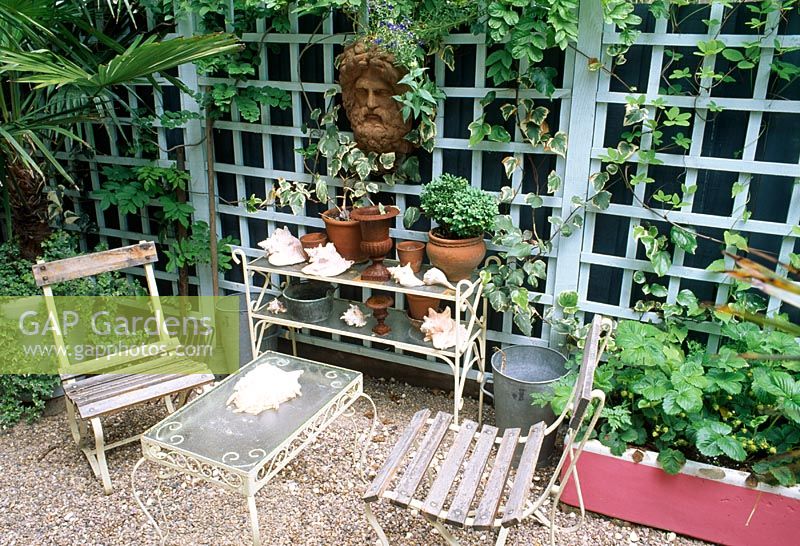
[322,208,367,263]
[396,241,425,273]
[406,293,440,321]
[349,206,400,281]
[560,440,800,546]
[425,229,486,282]
[299,231,328,252]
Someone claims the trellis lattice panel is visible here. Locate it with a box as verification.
[202,9,577,372]
[575,1,800,351]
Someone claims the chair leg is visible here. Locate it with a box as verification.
[64,398,83,446]
[495,526,510,546]
[364,502,390,546]
[90,417,113,494]
[164,395,176,413]
[429,519,460,546]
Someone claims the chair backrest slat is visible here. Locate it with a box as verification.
[569,315,605,430]
[32,242,157,287]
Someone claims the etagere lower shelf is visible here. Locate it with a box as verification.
[231,246,487,424]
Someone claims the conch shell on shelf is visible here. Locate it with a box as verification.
[423,268,456,290]
[301,243,353,277]
[420,307,468,350]
[258,227,306,266]
[226,364,304,415]
[340,304,367,327]
[388,263,424,287]
[266,298,287,314]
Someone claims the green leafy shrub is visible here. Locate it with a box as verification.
[534,317,800,486]
[0,231,144,429]
[420,174,498,239]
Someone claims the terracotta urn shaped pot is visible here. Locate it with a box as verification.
[322,208,367,263]
[349,205,400,281]
[426,229,486,282]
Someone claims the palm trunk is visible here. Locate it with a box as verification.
[6,161,50,259]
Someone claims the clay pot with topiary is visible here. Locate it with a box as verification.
[420,174,498,282]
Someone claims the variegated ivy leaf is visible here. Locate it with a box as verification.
[591,190,612,211]
[500,103,517,120]
[502,156,521,179]
[498,186,516,204]
[530,106,549,125]
[546,131,568,157]
[525,193,543,208]
[314,175,328,203]
[379,152,395,170]
[624,102,648,125]
[439,45,455,71]
[589,171,610,191]
[547,171,562,193]
[403,206,421,229]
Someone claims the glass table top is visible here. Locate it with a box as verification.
[143,351,361,472]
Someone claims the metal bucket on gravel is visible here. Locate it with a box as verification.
[485,345,568,464]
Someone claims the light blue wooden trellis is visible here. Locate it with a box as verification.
[54,1,799,379]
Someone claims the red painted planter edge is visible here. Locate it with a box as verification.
[560,440,800,546]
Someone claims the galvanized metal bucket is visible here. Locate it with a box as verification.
[282,281,335,323]
[486,345,568,464]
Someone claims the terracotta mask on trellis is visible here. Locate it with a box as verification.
[337,41,414,155]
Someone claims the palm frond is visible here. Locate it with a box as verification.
[725,252,800,309]
[4,34,241,90]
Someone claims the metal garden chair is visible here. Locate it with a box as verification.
[33,241,214,493]
[363,315,611,546]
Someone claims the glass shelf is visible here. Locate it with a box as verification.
[246,256,479,302]
[252,297,479,358]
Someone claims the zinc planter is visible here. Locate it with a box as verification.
[560,440,800,546]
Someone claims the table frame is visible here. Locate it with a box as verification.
[139,353,368,545]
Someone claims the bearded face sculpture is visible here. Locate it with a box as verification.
[337,41,415,155]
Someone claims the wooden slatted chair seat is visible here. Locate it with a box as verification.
[34,241,214,493]
[364,316,611,546]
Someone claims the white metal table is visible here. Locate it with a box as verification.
[138,351,369,545]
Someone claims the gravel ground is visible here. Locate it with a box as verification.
[0,376,710,546]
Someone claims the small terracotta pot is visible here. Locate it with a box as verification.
[299,231,328,252]
[426,229,486,282]
[322,208,367,263]
[406,293,440,321]
[396,240,425,273]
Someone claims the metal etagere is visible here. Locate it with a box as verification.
[231,247,487,424]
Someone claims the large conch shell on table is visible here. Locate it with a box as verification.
[387,263,424,287]
[420,307,468,350]
[226,364,304,415]
[258,227,306,266]
[301,243,353,277]
[423,268,456,290]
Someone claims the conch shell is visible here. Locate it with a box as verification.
[226,364,304,414]
[340,304,367,327]
[258,227,306,266]
[266,298,287,314]
[420,307,468,350]
[388,263,424,287]
[301,243,353,277]
[423,268,456,290]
